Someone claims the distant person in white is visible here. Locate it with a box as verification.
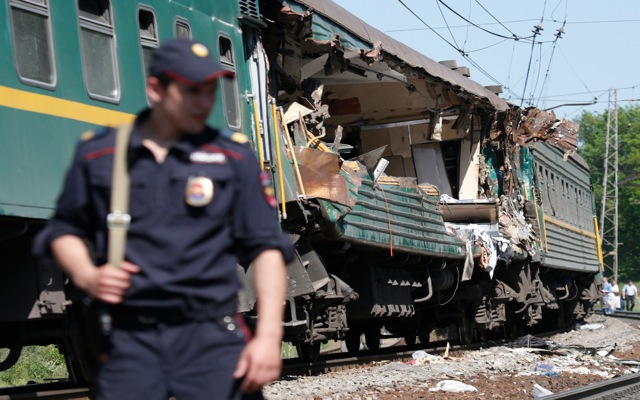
[622,280,638,311]
[611,280,621,311]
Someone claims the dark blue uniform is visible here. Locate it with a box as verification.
[38,109,292,399]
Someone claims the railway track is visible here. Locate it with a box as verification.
[0,381,92,400]
[2,318,636,399]
[540,372,640,400]
[610,310,640,320]
[282,328,570,376]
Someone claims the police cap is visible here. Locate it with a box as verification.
[149,39,234,85]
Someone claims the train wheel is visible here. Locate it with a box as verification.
[296,342,321,362]
[458,310,474,345]
[344,330,361,353]
[62,302,103,385]
[418,334,430,345]
[364,327,380,350]
[0,345,22,371]
[404,335,417,346]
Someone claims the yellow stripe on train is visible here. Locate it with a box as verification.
[0,85,135,126]
[543,214,596,239]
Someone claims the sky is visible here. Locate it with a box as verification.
[332,0,640,120]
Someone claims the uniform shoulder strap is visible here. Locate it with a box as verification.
[107,124,132,268]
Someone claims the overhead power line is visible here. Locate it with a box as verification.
[396,0,523,101]
[436,0,533,40]
[384,19,640,33]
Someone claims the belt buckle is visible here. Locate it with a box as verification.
[107,210,131,230]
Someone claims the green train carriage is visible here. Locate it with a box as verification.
[0,0,277,382]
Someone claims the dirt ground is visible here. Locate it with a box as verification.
[324,328,640,399]
[266,315,640,400]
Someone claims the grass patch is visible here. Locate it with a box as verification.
[0,346,68,387]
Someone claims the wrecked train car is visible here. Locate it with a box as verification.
[256,0,602,358]
[0,0,602,382]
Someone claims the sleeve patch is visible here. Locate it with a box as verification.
[260,171,278,208]
[231,132,249,144]
[80,130,95,141]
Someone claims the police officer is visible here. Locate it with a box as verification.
[36,39,292,399]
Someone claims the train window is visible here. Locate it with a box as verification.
[138,7,158,84]
[574,187,580,227]
[560,179,566,221]
[549,173,558,216]
[174,18,191,39]
[218,35,241,130]
[540,166,549,210]
[78,0,120,102]
[9,0,56,88]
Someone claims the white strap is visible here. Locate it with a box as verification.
[107,124,132,268]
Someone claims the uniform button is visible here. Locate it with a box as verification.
[223,316,232,324]
[227,323,236,331]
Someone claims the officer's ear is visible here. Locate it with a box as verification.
[146,76,165,104]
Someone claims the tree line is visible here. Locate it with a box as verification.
[577,104,640,282]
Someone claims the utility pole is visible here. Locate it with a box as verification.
[599,88,619,282]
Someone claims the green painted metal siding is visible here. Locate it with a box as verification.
[530,142,600,273]
[1,1,256,219]
[320,173,466,259]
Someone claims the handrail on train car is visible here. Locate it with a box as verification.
[271,100,287,220]
[594,217,605,271]
[277,107,306,198]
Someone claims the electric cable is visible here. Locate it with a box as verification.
[434,0,460,48]
[473,0,518,37]
[436,0,534,40]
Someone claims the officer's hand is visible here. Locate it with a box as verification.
[233,333,282,393]
[75,261,141,304]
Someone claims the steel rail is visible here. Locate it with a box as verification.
[540,372,640,399]
[0,382,92,400]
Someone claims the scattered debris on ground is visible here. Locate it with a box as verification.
[264,314,640,399]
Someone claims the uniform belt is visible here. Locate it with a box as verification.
[111,301,237,328]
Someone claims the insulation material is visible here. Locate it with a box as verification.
[412,143,452,196]
[458,139,481,200]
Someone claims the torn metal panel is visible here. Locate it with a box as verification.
[506,107,579,157]
[280,0,509,111]
[318,175,467,259]
[294,146,355,207]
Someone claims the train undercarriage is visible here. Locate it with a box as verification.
[260,227,601,362]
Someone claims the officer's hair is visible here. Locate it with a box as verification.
[151,72,173,88]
